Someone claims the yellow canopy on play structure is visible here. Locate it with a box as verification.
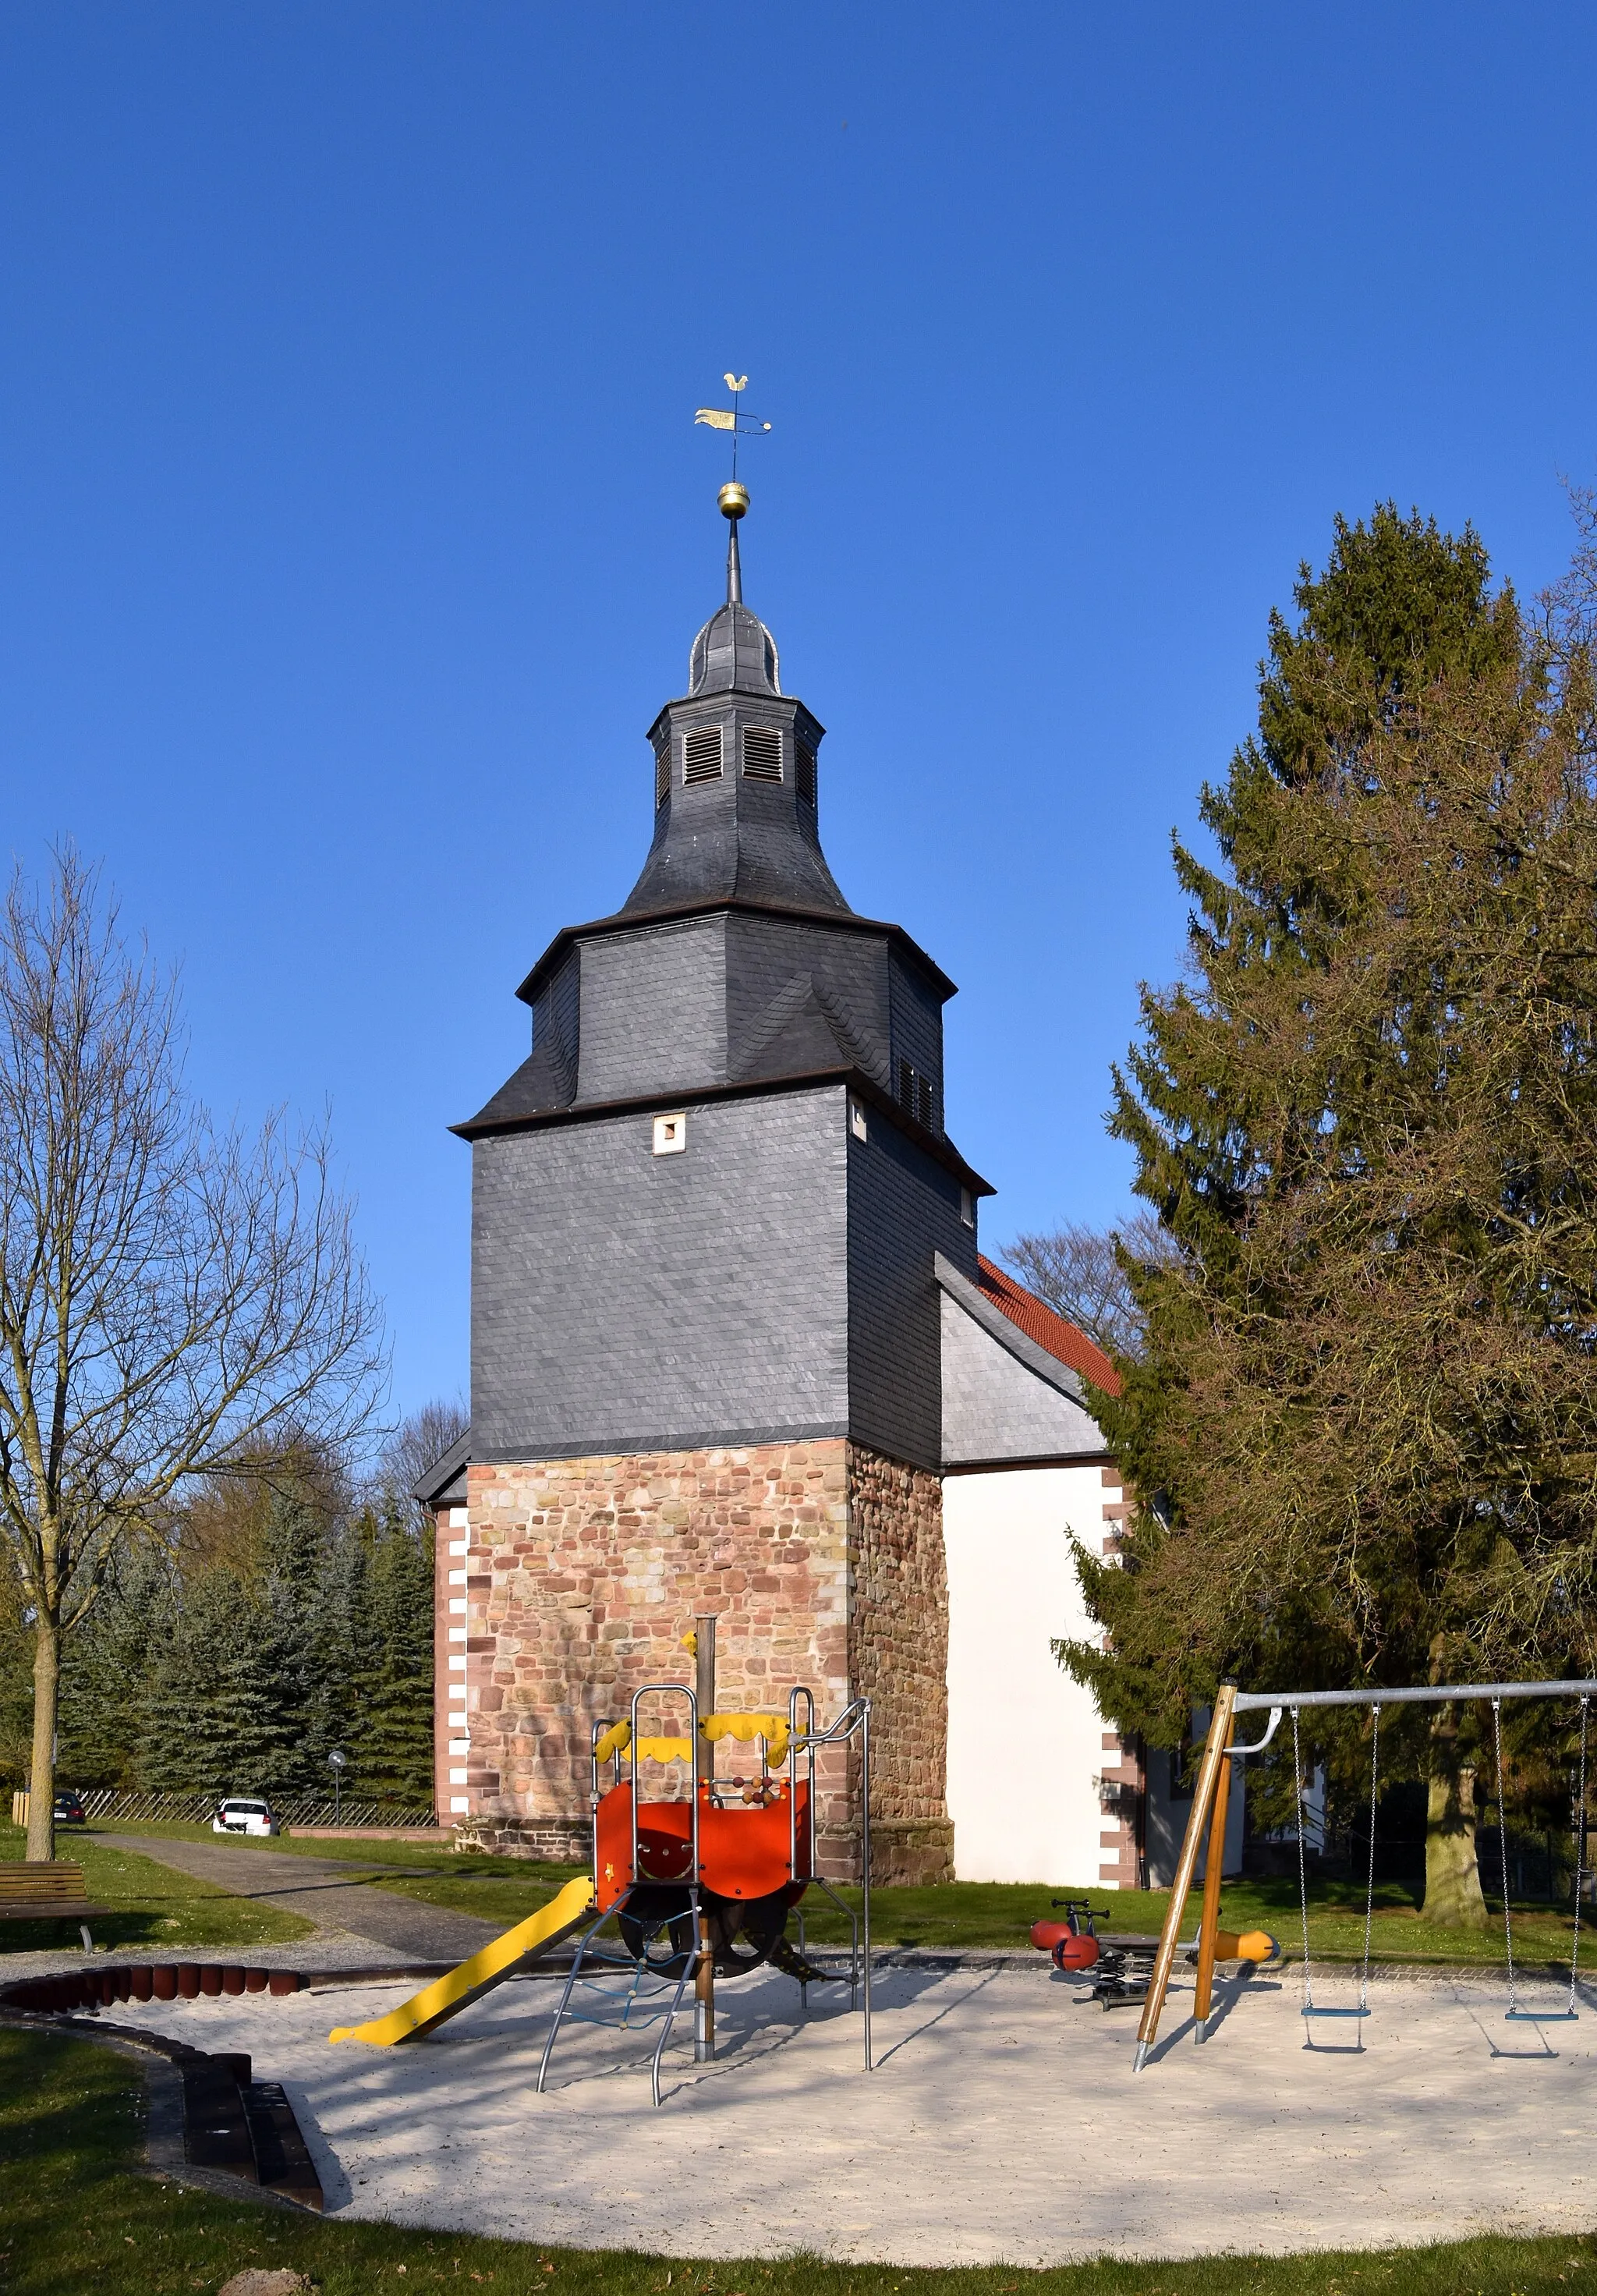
[593,1720,693,1764]
[593,1712,790,1767]
[703,1712,789,1764]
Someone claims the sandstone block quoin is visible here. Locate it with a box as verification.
[450,1437,952,1883]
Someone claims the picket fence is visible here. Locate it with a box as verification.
[63,1786,438,1830]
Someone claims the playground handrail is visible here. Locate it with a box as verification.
[787,1694,874,2071]
[627,1682,699,1893]
[787,1685,816,1884]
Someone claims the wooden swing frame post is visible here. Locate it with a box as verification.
[1133,1681,1237,2072]
[1192,1714,1234,2038]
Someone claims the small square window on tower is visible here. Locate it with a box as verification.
[850,1099,868,1143]
[960,1186,975,1228]
[653,1112,687,1155]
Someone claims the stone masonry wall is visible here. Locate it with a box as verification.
[451,1439,952,1884]
[459,1442,852,1856]
[846,1448,953,1884]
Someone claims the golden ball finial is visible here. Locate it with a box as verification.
[719,480,749,521]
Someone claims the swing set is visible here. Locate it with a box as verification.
[1132,1676,1596,2072]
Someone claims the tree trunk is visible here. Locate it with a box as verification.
[1422,1715,1486,1928]
[25,1610,58,1862]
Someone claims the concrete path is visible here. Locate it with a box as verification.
[98,1834,503,1964]
[100,1958,1597,2265]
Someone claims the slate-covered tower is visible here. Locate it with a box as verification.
[436,488,990,1879]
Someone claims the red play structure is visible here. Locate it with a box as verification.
[537,1614,874,2104]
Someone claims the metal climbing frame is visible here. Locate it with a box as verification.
[1132,1676,1597,2073]
[786,1691,875,2070]
[536,1683,876,2103]
[538,1682,704,2108]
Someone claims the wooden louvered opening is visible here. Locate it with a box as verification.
[653,742,671,809]
[898,1060,937,1132]
[683,727,724,784]
[795,741,817,807]
[742,725,783,781]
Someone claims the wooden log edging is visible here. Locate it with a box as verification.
[0,1965,324,2211]
[0,1962,309,2013]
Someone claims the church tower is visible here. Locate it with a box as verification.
[436,483,992,1880]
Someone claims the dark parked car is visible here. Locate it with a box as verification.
[52,1791,87,1827]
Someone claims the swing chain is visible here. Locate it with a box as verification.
[1292,1706,1313,2014]
[1570,1696,1588,2018]
[1359,1704,1380,2015]
[1493,1697,1517,2014]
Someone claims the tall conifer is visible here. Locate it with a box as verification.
[1061,505,1597,1922]
[353,1504,434,1803]
[57,1552,175,1788]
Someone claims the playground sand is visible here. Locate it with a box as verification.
[104,1961,1597,2265]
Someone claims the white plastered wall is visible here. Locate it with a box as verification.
[944,1462,1116,1884]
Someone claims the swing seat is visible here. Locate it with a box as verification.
[1506,2007,1578,2021]
[1301,2004,1369,2018]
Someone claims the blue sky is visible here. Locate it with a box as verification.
[2,3,1595,1422]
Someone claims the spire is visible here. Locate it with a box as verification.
[618,476,849,922]
[688,483,780,696]
[721,480,747,604]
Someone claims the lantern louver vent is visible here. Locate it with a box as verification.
[683,727,724,784]
[742,725,783,781]
[795,741,817,807]
[898,1059,937,1132]
[653,742,670,809]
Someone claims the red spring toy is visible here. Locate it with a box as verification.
[1053,1932,1099,1972]
[1029,1914,1102,1972]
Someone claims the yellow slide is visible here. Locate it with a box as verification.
[328,1873,597,2047]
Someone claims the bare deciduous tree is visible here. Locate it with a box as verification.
[375,1398,469,1528]
[0,852,387,1858]
[999,1209,1178,1361]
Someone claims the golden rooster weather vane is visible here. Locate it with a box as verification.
[694,372,772,492]
[694,375,771,601]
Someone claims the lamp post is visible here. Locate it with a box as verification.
[328,1747,346,1826]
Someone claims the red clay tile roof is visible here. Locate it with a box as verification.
[976,1256,1122,1398]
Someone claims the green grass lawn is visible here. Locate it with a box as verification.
[356,1854,1597,1969]
[80,1816,447,1859]
[66,1821,1592,1970]
[4,2022,1597,2296]
[798,1873,1591,1967]
[0,1822,315,1955]
[84,1816,589,1920]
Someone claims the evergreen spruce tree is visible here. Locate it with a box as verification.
[140,1568,271,1795]
[1061,504,1597,1923]
[250,1487,330,1795]
[352,1504,435,1805]
[57,1553,175,1789]
[308,1513,378,1791]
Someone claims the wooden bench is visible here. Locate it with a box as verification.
[0,1861,113,1950]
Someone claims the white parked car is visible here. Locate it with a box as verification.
[212,1797,279,1837]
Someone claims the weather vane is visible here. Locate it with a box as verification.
[694,373,772,487]
[694,375,771,603]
